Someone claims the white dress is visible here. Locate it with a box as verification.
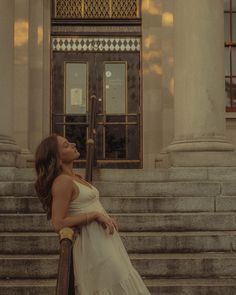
[67,179,151,295]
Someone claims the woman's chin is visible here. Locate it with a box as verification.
[75,153,80,159]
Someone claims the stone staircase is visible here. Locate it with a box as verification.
[1,167,236,294]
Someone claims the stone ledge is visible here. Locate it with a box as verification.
[168,151,236,167]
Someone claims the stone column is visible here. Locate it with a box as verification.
[14,0,30,159]
[28,0,51,158]
[0,0,20,166]
[167,0,234,158]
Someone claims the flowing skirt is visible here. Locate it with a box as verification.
[73,221,151,295]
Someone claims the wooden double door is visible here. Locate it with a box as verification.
[52,51,141,168]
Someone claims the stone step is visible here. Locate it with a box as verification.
[11,167,236,186]
[2,179,236,204]
[0,181,221,197]
[0,254,157,279]
[1,278,236,295]
[0,196,216,214]
[0,232,59,254]
[9,172,236,198]
[1,231,236,254]
[1,253,236,279]
[13,167,236,182]
[1,213,236,232]
[0,197,43,213]
[0,279,55,295]
[145,278,236,295]
[216,196,236,212]
[91,167,236,183]
[14,168,36,181]
[0,168,16,181]
[0,280,155,295]
[0,183,14,196]
[93,181,221,197]
[11,167,206,182]
[0,182,34,196]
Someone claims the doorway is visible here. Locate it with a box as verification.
[52,51,141,168]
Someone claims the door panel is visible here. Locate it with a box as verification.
[65,63,88,114]
[52,51,141,168]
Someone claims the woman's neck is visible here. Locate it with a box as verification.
[60,163,74,176]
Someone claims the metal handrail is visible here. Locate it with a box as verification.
[56,227,75,295]
[85,94,97,182]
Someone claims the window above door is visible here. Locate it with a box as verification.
[52,0,141,19]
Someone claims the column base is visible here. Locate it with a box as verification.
[168,151,236,167]
[19,149,34,168]
[167,137,234,152]
[164,137,235,167]
[0,135,21,167]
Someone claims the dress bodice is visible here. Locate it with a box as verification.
[67,180,107,216]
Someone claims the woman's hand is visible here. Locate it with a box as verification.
[109,217,119,232]
[95,213,118,234]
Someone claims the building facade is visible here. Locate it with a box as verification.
[1,2,236,293]
[0,0,236,170]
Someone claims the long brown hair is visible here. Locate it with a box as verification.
[34,133,62,220]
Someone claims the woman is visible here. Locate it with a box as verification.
[35,133,151,295]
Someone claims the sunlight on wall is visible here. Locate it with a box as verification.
[169,78,174,96]
[15,55,28,65]
[144,35,157,49]
[142,0,161,15]
[143,49,162,62]
[151,64,162,75]
[143,62,163,76]
[168,57,174,65]
[37,26,43,45]
[14,20,28,47]
[162,12,173,27]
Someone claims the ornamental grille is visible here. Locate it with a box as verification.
[55,0,82,18]
[54,0,139,18]
[84,0,110,18]
[111,0,137,18]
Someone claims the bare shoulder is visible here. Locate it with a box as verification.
[74,173,83,179]
[52,174,74,195]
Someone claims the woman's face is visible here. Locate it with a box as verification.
[57,136,80,164]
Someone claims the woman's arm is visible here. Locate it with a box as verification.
[51,175,117,234]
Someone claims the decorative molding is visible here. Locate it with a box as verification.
[52,37,141,52]
[51,25,141,35]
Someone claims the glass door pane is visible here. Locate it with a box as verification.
[104,63,126,114]
[65,63,87,114]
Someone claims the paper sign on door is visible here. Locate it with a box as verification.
[71,88,82,105]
